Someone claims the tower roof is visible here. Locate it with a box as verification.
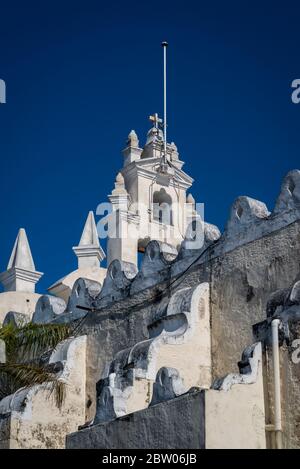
[78,211,100,247]
[73,211,105,269]
[7,228,36,271]
[0,228,43,293]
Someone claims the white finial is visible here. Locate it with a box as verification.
[186,193,195,205]
[127,130,139,148]
[73,212,105,269]
[115,172,125,186]
[0,228,43,293]
[123,131,142,166]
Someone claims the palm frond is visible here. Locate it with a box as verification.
[0,362,66,408]
[0,317,88,408]
[0,322,73,363]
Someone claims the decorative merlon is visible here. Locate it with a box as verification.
[108,173,129,211]
[0,228,43,293]
[72,211,105,269]
[122,130,142,166]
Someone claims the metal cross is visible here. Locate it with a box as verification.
[149,113,163,129]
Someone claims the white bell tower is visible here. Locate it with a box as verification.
[105,43,196,267]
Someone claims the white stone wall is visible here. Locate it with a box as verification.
[0,336,88,449]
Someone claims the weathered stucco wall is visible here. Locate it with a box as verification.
[260,322,300,449]
[2,171,299,449]
[281,322,300,449]
[205,345,266,449]
[67,389,205,449]
[0,336,88,449]
[0,291,41,324]
[210,220,300,379]
[67,343,266,450]
[80,219,300,415]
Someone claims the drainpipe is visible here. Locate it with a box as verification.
[271,318,283,449]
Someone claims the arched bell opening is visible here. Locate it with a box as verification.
[152,188,173,226]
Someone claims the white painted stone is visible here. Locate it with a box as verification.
[0,336,88,449]
[108,172,130,212]
[225,196,270,238]
[48,267,107,303]
[212,342,261,391]
[150,367,187,406]
[3,311,29,327]
[94,283,211,421]
[206,343,266,449]
[65,277,102,320]
[0,291,41,325]
[98,259,138,306]
[48,212,106,302]
[0,229,43,293]
[273,169,300,214]
[122,130,142,166]
[130,240,177,294]
[32,295,66,324]
[73,211,105,269]
[105,121,195,267]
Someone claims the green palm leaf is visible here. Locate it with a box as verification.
[0,362,66,408]
[0,322,73,363]
[0,319,87,408]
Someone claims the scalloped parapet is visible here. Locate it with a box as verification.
[66,278,102,319]
[29,168,300,325]
[212,342,262,391]
[130,241,177,294]
[93,283,211,422]
[217,170,300,254]
[32,295,66,324]
[273,170,300,214]
[221,196,271,251]
[97,259,138,307]
[177,221,221,260]
[3,311,29,327]
[150,367,187,406]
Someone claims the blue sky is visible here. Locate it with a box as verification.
[0,0,299,292]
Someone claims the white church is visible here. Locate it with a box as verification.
[0,110,200,323]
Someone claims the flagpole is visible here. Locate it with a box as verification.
[162,41,168,165]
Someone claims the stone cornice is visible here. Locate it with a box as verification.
[0,267,43,289]
[72,245,105,262]
[122,159,194,190]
